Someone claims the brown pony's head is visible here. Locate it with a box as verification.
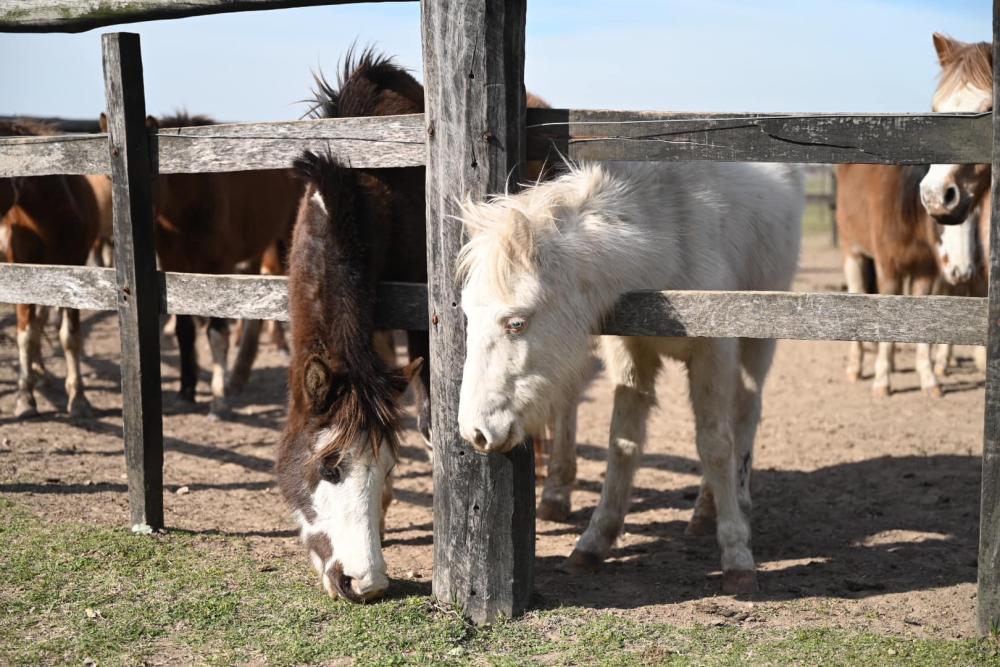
[277,150,421,603]
[920,33,992,226]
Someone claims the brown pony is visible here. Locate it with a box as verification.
[277,150,422,602]
[122,113,304,417]
[1,120,100,418]
[836,163,978,397]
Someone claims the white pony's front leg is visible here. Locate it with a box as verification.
[568,337,660,571]
[538,402,578,522]
[688,338,756,594]
[843,254,866,382]
[14,304,40,418]
[912,275,942,397]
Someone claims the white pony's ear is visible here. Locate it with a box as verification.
[933,33,963,65]
[509,209,533,250]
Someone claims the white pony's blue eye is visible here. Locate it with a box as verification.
[504,317,527,335]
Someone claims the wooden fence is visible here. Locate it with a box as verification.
[1,0,998,632]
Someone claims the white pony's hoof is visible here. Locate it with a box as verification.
[538,498,571,522]
[68,396,94,419]
[14,396,38,419]
[566,548,603,574]
[871,384,890,399]
[721,569,757,595]
[208,398,232,421]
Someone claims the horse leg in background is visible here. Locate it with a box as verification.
[843,252,867,382]
[60,307,93,417]
[30,305,49,380]
[407,329,432,447]
[537,402,578,522]
[872,267,901,398]
[568,336,661,572]
[689,338,756,594]
[14,303,40,418]
[207,316,232,419]
[911,274,943,397]
[175,314,198,403]
[226,319,261,395]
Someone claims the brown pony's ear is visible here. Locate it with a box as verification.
[99,112,108,133]
[304,355,331,409]
[391,357,425,394]
[933,33,962,65]
[145,115,159,130]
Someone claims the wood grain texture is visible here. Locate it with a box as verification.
[2,110,991,177]
[153,115,425,173]
[527,108,992,164]
[102,33,164,533]
[0,266,985,345]
[978,0,1000,636]
[0,133,109,176]
[0,0,412,33]
[422,0,535,623]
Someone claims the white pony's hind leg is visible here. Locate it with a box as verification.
[911,275,942,397]
[538,402,578,522]
[568,336,660,572]
[843,254,866,382]
[14,304,40,418]
[688,338,756,594]
[872,273,901,397]
[60,308,93,418]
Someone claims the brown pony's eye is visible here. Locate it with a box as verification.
[321,462,342,484]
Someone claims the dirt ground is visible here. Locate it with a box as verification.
[0,235,986,639]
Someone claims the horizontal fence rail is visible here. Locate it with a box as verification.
[0,264,986,345]
[526,109,993,164]
[1,110,993,176]
[0,0,414,33]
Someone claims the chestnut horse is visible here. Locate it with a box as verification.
[131,113,303,417]
[836,163,978,397]
[1,120,100,418]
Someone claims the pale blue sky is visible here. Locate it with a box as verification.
[0,0,991,122]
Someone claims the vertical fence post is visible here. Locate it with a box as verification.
[980,0,1000,635]
[102,32,164,533]
[422,0,534,622]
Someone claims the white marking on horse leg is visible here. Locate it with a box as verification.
[976,345,988,371]
[572,337,659,566]
[732,338,775,515]
[688,340,755,590]
[207,320,230,417]
[15,321,38,418]
[539,401,578,522]
[916,343,941,396]
[843,255,866,381]
[934,343,952,377]
[60,308,92,417]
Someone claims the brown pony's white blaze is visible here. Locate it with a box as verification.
[458,161,804,594]
[278,151,422,602]
[920,33,992,227]
[1,120,101,419]
[836,163,979,397]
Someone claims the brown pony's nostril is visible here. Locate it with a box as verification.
[944,185,959,207]
[330,561,365,603]
[474,429,487,447]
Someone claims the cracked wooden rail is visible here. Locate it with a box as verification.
[0,264,986,345]
[1,110,990,176]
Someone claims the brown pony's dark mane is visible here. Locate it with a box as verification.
[934,37,993,108]
[0,119,57,137]
[287,151,405,463]
[305,46,424,119]
[155,112,217,129]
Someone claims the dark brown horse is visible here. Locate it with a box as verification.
[115,113,304,417]
[1,120,101,418]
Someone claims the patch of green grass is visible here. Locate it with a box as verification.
[1,497,998,666]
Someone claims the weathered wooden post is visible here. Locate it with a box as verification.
[979,0,1000,635]
[421,0,535,622]
[102,32,165,533]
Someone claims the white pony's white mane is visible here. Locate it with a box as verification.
[456,162,637,300]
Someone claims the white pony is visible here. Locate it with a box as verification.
[457,160,804,594]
